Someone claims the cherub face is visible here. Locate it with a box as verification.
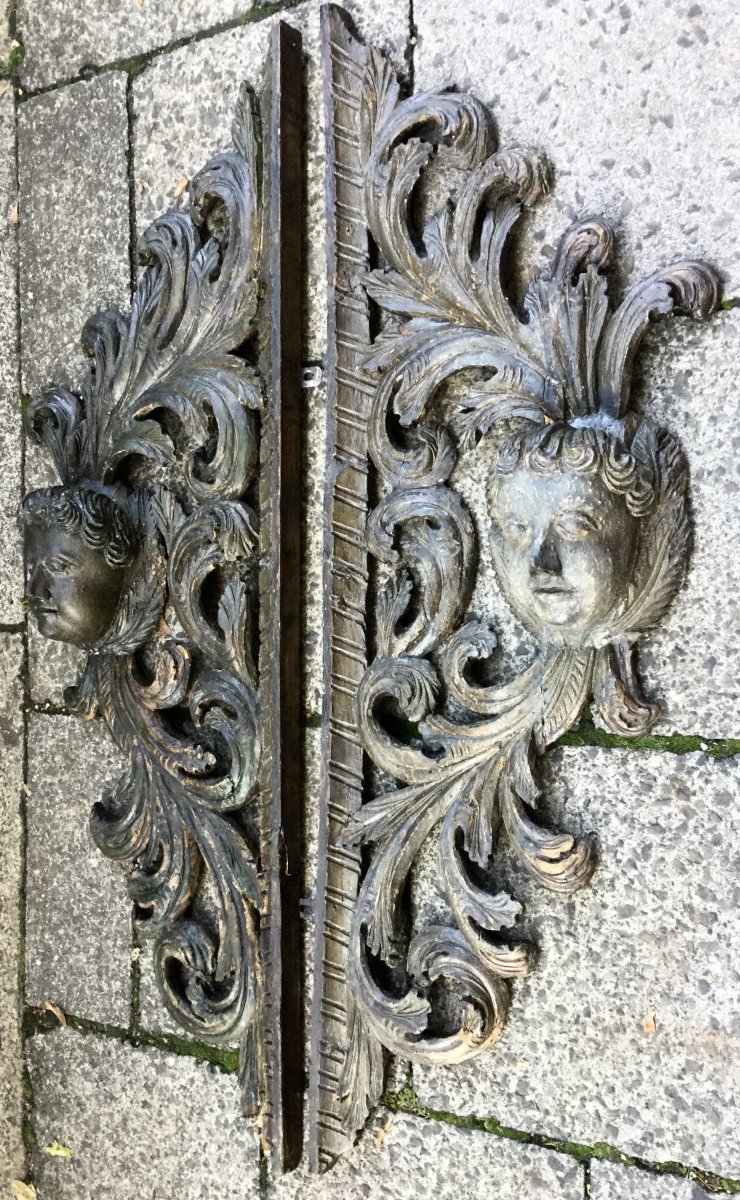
[25,524,126,648]
[490,467,637,642]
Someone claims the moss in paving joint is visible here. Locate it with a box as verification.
[0,33,24,79]
[382,1085,740,1194]
[20,0,304,98]
[24,1005,240,1074]
[555,724,740,760]
[21,1062,37,1154]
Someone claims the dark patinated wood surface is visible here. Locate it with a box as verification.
[258,19,305,1172]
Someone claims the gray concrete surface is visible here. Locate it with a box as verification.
[0,635,26,1190]
[269,1112,584,1200]
[25,715,131,1026]
[414,747,740,1178]
[27,1026,260,1200]
[591,1160,713,1199]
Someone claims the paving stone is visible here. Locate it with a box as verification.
[132,0,409,366]
[0,87,23,624]
[591,1161,713,1200]
[27,625,87,709]
[269,1111,583,1200]
[0,635,26,1188]
[634,311,740,739]
[18,0,259,91]
[18,72,130,699]
[414,0,740,295]
[28,1026,260,1200]
[18,72,130,396]
[412,2,740,739]
[0,0,14,68]
[25,715,131,1026]
[414,748,740,1179]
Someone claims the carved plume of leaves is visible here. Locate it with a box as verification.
[28,83,262,498]
[25,86,266,1116]
[337,42,722,1137]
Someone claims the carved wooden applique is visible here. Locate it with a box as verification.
[22,22,304,1172]
[310,3,722,1170]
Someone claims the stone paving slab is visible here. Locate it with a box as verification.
[414,0,740,296]
[28,1026,260,1200]
[132,0,409,367]
[414,747,740,1179]
[0,0,13,68]
[0,635,26,1190]
[18,0,260,92]
[413,0,740,740]
[27,626,87,709]
[591,1161,713,1200]
[0,87,22,624]
[636,311,740,739]
[269,1111,584,1200]
[25,715,131,1026]
[18,72,129,397]
[18,71,130,700]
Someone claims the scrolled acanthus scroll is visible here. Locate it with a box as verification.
[338,45,722,1133]
[22,87,266,1114]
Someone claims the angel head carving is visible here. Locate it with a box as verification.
[14,84,266,1118]
[22,485,139,648]
[488,416,669,646]
[357,68,721,739]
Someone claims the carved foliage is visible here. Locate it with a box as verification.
[25,88,266,1113]
[338,47,721,1131]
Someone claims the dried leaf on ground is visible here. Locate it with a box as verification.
[11,1182,38,1200]
[374,1114,394,1149]
[8,201,18,225]
[173,176,189,199]
[44,998,67,1026]
[643,986,657,1034]
[44,1140,73,1158]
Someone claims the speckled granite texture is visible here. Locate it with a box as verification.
[414,748,740,1178]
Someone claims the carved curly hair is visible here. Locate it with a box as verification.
[21,485,139,570]
[488,419,657,519]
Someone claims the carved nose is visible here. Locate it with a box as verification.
[530,533,562,576]
[28,562,51,601]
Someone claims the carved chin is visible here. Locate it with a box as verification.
[504,589,612,644]
[529,588,581,626]
[33,607,100,648]
[33,608,67,641]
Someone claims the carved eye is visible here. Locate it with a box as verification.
[556,512,600,538]
[501,517,529,543]
[45,556,73,574]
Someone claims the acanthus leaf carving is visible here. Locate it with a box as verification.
[312,6,723,1161]
[22,21,305,1166]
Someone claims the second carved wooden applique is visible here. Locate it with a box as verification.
[22,23,303,1172]
[310,3,722,1172]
